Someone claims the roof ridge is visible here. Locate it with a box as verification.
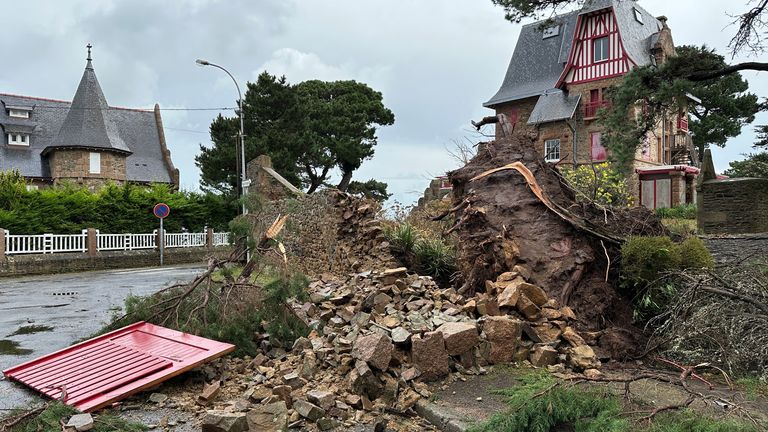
[0,92,154,113]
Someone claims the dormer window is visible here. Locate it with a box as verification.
[8,109,31,119]
[633,8,644,24]
[542,24,560,39]
[7,133,29,146]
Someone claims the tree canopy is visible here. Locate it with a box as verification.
[598,46,761,170]
[724,152,768,178]
[196,72,394,195]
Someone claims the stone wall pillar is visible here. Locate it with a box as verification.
[86,228,98,257]
[206,227,214,248]
[0,229,6,263]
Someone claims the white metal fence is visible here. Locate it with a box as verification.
[97,233,156,251]
[212,232,230,246]
[3,229,231,256]
[5,231,88,255]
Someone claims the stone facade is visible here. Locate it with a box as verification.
[48,148,127,189]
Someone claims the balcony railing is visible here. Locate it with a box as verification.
[584,100,611,119]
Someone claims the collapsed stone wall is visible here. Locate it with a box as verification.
[698,178,768,234]
[252,190,398,278]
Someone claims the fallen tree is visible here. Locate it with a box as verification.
[443,135,665,357]
[650,258,768,377]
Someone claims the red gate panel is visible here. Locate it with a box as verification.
[3,321,235,412]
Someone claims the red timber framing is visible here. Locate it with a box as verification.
[556,8,633,87]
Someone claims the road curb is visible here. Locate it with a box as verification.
[414,400,470,432]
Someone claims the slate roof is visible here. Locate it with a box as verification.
[46,58,131,155]
[0,60,173,184]
[485,0,662,108]
[527,90,582,125]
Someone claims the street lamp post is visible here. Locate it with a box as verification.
[195,59,248,217]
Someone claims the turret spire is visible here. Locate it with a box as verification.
[86,43,93,70]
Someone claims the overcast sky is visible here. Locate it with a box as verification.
[2,0,765,204]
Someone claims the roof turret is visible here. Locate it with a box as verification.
[44,44,131,155]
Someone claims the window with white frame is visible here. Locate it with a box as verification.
[8,109,30,119]
[544,139,561,162]
[7,133,29,146]
[89,152,101,174]
[593,36,610,62]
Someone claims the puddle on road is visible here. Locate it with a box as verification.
[0,339,33,355]
[7,325,54,337]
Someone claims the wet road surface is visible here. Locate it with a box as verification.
[0,265,204,410]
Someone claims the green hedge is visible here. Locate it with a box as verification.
[655,203,697,219]
[0,171,237,234]
[621,236,714,319]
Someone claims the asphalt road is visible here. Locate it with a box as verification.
[0,264,204,410]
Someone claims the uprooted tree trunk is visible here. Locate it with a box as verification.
[446,135,665,357]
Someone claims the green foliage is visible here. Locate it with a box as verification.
[724,152,768,178]
[384,222,418,255]
[560,162,633,206]
[100,266,309,356]
[757,124,768,148]
[346,179,391,202]
[644,411,759,432]
[469,370,628,432]
[196,71,395,194]
[383,221,456,282]
[679,237,715,269]
[469,370,760,432]
[599,46,760,171]
[679,46,760,161]
[413,238,457,279]
[655,204,697,220]
[621,236,714,319]
[0,174,236,234]
[253,269,310,346]
[9,402,146,432]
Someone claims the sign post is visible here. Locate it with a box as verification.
[153,203,170,266]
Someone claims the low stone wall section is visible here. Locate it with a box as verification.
[0,246,233,277]
[698,178,768,234]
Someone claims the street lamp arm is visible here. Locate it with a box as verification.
[204,62,243,106]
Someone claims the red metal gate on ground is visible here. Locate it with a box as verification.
[2,321,234,412]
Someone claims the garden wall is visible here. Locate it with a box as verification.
[698,178,768,234]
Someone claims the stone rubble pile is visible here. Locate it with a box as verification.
[195,266,600,431]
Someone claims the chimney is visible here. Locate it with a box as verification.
[656,15,668,29]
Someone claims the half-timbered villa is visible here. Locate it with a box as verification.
[484,0,698,209]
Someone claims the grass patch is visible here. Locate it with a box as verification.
[0,339,33,355]
[469,370,627,432]
[7,402,146,432]
[7,325,54,337]
[662,218,697,237]
[736,376,768,401]
[469,370,761,432]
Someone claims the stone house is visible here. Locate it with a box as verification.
[0,46,179,190]
[484,0,698,209]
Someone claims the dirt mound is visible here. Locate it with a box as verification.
[448,136,664,358]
